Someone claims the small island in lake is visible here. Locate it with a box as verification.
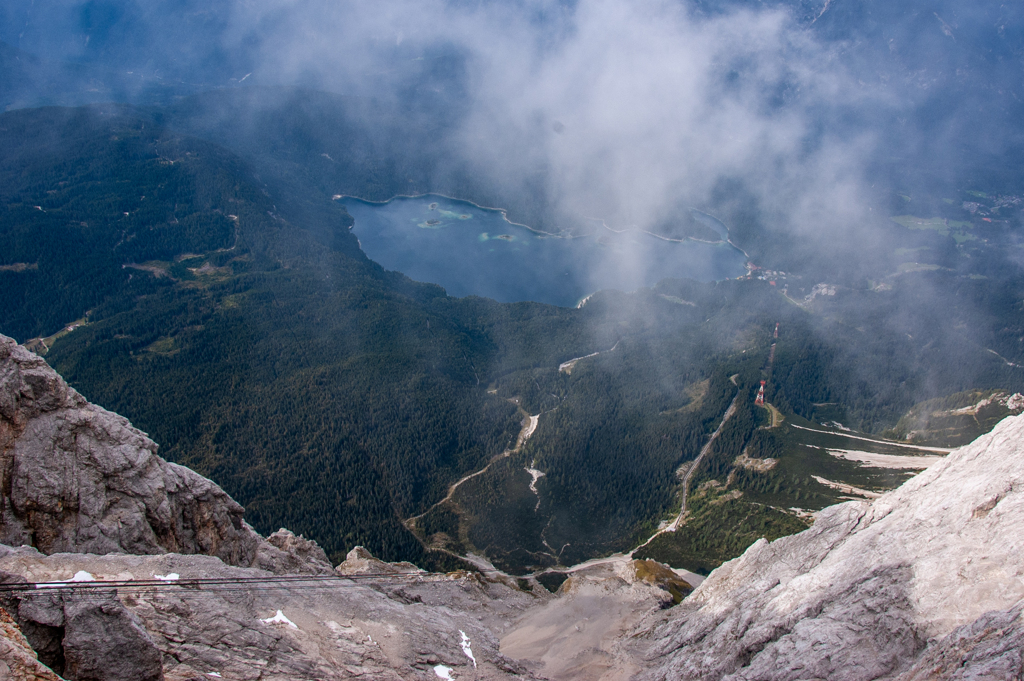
[428,202,438,210]
[425,219,442,225]
[496,234,514,240]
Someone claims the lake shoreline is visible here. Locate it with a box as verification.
[335,192,565,239]
[339,193,752,261]
[343,194,749,307]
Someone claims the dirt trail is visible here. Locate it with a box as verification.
[406,413,540,527]
[558,342,619,374]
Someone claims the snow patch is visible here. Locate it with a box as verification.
[812,475,881,499]
[154,573,179,581]
[260,610,298,629]
[826,448,943,470]
[459,630,477,668]
[36,571,95,588]
[433,665,454,680]
[525,464,546,510]
[521,414,540,442]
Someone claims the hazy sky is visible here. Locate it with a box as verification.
[5,0,1018,273]
[207,0,887,250]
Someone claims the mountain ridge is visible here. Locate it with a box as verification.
[635,399,1024,680]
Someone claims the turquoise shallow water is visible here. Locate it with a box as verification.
[343,195,747,307]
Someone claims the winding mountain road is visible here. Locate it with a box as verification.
[406,413,540,527]
[558,341,619,373]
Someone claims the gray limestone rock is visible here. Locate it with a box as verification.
[63,595,163,681]
[636,412,1024,681]
[253,529,334,576]
[10,586,66,675]
[0,334,260,566]
[0,605,63,681]
[0,546,542,680]
[897,600,1024,680]
[336,545,425,576]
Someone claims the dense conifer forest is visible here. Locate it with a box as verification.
[4,101,1024,573]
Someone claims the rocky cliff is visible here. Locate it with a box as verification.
[0,333,335,578]
[0,334,551,679]
[0,334,262,565]
[635,408,1024,681]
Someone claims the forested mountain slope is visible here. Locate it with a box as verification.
[4,104,1024,575]
[0,107,530,568]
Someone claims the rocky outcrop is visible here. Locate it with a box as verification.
[2,567,164,680]
[336,545,426,576]
[252,529,335,576]
[636,411,1024,681]
[0,544,541,680]
[0,334,261,566]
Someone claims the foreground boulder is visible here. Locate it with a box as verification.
[636,411,1024,681]
[62,594,164,681]
[253,528,335,576]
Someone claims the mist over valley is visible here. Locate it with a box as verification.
[2,3,1024,677]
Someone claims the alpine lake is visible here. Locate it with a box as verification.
[342,195,747,307]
